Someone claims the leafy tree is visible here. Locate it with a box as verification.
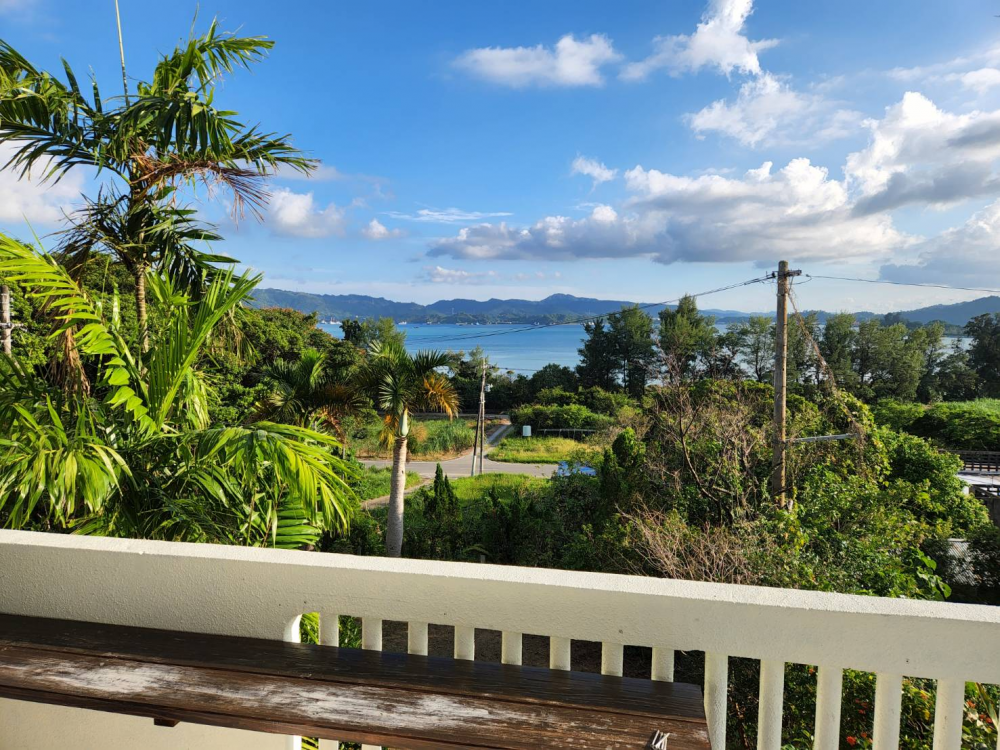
[608,306,657,398]
[0,235,353,546]
[934,341,979,401]
[819,313,857,389]
[658,295,717,381]
[0,23,313,349]
[730,316,774,383]
[354,340,458,556]
[577,316,618,391]
[966,313,1000,396]
[529,363,578,395]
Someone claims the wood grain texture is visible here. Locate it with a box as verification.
[0,614,710,749]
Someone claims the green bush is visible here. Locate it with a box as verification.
[509,403,613,431]
[913,401,1000,450]
[872,399,925,431]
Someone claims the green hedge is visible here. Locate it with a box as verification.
[875,399,1000,450]
[509,403,614,431]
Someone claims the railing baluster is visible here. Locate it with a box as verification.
[408,621,428,656]
[756,660,784,750]
[283,616,303,750]
[872,673,902,750]
[454,625,475,660]
[651,647,674,682]
[601,641,624,677]
[704,652,728,750]
[549,636,571,671]
[813,665,843,750]
[319,612,340,647]
[360,618,383,750]
[502,631,523,665]
[932,678,965,750]
[318,614,342,750]
[361,617,382,650]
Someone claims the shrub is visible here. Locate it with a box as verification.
[887,400,1000,450]
[873,399,925,431]
[509,403,613,431]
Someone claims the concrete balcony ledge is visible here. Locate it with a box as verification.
[1,529,999,750]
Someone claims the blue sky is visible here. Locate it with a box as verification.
[5,0,1000,312]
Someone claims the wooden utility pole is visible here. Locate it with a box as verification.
[771,260,801,508]
[1,285,11,357]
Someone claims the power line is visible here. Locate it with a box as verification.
[805,274,1000,296]
[407,275,774,345]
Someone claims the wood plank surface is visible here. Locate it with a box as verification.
[0,614,710,749]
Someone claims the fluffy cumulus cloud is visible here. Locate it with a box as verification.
[622,0,777,80]
[0,144,85,226]
[881,199,1000,285]
[571,155,617,188]
[845,92,1000,214]
[686,72,860,147]
[267,188,347,238]
[361,218,403,240]
[454,34,621,88]
[430,160,908,266]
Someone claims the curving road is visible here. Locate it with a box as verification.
[360,423,557,479]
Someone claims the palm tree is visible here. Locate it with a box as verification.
[0,234,354,548]
[256,348,366,445]
[355,340,459,556]
[0,21,315,350]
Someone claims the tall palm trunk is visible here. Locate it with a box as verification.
[135,263,149,353]
[387,435,408,557]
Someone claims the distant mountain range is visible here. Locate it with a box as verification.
[250,288,1000,328]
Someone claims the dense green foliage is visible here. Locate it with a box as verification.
[875,399,1000,450]
[490,436,599,464]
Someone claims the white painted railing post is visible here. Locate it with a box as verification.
[408,621,428,656]
[756,660,784,750]
[813,665,843,750]
[550,636,571,671]
[651,647,675,682]
[454,625,475,660]
[932,678,966,750]
[872,673,902,750]
[360,618,383,750]
[601,641,624,677]
[502,631,523,665]
[318,614,341,750]
[283,616,304,750]
[704,652,728,750]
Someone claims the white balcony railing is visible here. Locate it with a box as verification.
[1,529,999,750]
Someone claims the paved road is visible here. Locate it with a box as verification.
[361,423,557,479]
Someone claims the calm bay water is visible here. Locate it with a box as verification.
[318,322,970,375]
[318,323,588,373]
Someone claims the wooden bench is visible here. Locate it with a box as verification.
[0,614,710,750]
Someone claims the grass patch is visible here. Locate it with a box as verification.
[352,418,476,459]
[490,436,600,464]
[448,473,549,504]
[352,466,423,501]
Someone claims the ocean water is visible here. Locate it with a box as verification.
[318,323,587,374]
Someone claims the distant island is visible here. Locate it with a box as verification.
[250,288,1000,330]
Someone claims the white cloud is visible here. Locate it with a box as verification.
[362,218,403,240]
[455,34,621,88]
[845,92,1000,214]
[386,207,513,224]
[948,68,1000,94]
[0,143,85,226]
[686,72,860,147]
[424,266,500,284]
[267,188,347,238]
[881,198,1000,286]
[571,156,617,188]
[430,162,908,266]
[622,0,777,81]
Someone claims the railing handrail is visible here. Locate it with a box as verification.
[2,529,999,685]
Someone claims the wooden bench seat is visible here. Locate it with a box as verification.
[0,614,710,749]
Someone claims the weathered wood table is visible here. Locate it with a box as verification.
[0,614,710,749]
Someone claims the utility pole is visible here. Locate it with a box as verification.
[1,285,11,356]
[771,260,801,509]
[477,360,487,476]
[471,360,487,477]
